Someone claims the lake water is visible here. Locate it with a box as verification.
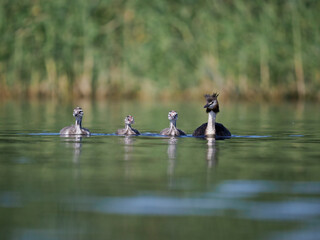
[0,100,319,240]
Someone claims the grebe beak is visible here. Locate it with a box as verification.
[204,103,210,108]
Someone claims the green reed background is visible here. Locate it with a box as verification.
[0,0,319,100]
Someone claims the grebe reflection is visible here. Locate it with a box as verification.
[60,135,83,164]
[206,137,218,168]
[122,135,135,161]
[167,136,178,189]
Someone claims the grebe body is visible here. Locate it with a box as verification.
[160,110,186,136]
[192,122,231,137]
[192,93,231,138]
[60,107,91,136]
[117,115,140,135]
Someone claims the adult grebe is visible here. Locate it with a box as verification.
[60,107,91,136]
[116,115,140,135]
[192,93,231,138]
[160,110,186,136]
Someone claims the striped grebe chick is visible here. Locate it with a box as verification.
[117,115,140,135]
[60,107,91,136]
[192,93,231,138]
[160,110,186,136]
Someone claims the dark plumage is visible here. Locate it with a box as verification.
[192,122,231,137]
[204,93,220,113]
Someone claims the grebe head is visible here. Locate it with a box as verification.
[73,107,84,118]
[125,115,135,125]
[168,110,178,121]
[204,93,220,113]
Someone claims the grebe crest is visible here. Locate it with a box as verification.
[73,107,84,119]
[168,110,178,121]
[204,93,220,113]
[125,115,135,125]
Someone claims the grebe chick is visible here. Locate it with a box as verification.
[60,107,91,136]
[160,110,186,136]
[192,93,231,138]
[116,115,140,135]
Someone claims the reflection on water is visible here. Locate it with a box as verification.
[206,137,218,186]
[0,101,320,240]
[167,137,177,189]
[121,136,136,178]
[65,180,320,219]
[2,180,318,219]
[267,225,320,240]
[206,137,217,168]
[61,136,84,164]
[167,137,177,160]
[122,136,135,161]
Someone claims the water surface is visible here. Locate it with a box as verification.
[0,100,319,240]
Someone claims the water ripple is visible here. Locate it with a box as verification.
[15,132,306,139]
[62,180,320,221]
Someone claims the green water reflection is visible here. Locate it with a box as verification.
[0,100,319,240]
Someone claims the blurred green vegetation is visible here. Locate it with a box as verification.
[0,0,319,100]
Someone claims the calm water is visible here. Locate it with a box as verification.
[0,100,319,240]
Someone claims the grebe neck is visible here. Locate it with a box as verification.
[206,111,216,136]
[124,124,132,132]
[169,120,178,136]
[75,117,83,134]
[169,120,177,131]
[170,120,177,128]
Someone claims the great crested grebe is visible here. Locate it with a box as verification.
[60,107,91,136]
[116,115,140,135]
[192,93,231,138]
[160,110,186,136]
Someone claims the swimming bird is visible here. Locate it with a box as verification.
[60,107,91,136]
[192,93,231,138]
[116,115,140,135]
[160,110,186,136]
